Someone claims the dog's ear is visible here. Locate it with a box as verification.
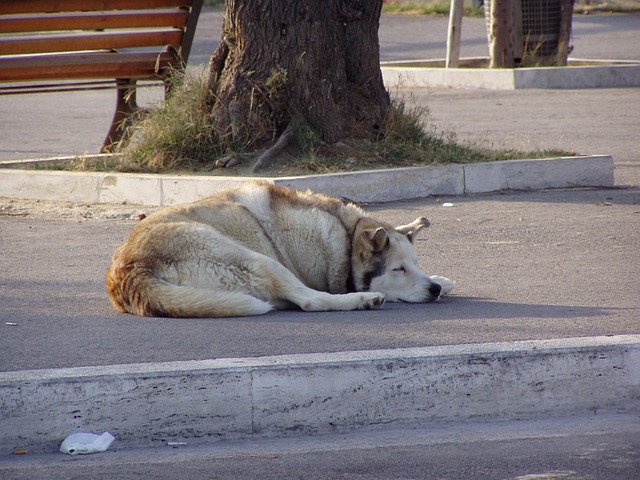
[362,227,389,253]
[396,217,430,243]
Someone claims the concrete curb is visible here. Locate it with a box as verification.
[1,335,638,454]
[381,58,640,90]
[0,155,614,205]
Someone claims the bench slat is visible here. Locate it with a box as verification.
[0,0,196,15]
[0,10,189,34]
[0,80,160,95]
[0,51,178,82]
[0,29,184,56]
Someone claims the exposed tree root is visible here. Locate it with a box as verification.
[251,124,295,173]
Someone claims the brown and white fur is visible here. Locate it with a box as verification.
[106,181,454,318]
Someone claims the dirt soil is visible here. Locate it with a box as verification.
[0,197,158,221]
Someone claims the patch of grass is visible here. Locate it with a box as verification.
[269,92,573,176]
[574,0,640,14]
[115,67,243,173]
[80,68,574,177]
[382,0,484,17]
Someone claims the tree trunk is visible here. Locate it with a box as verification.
[488,0,514,68]
[207,0,390,154]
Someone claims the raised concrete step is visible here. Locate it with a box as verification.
[381,58,640,90]
[2,335,638,454]
[0,155,614,205]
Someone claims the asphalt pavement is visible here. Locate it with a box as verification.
[2,414,638,480]
[1,186,639,371]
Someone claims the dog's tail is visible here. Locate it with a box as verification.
[106,264,273,318]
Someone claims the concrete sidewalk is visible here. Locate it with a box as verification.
[1,11,639,458]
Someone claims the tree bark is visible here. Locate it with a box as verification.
[207,0,390,153]
[488,0,514,68]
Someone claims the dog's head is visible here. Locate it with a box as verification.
[351,217,441,302]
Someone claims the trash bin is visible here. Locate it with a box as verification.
[484,0,566,66]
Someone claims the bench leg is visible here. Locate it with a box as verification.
[102,79,138,153]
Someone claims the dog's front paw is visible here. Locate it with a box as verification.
[360,292,386,310]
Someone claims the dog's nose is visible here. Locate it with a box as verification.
[429,282,442,297]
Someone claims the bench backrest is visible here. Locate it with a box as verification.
[0,0,203,82]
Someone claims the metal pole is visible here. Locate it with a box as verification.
[446,0,464,68]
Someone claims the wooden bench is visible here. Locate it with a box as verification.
[0,0,203,152]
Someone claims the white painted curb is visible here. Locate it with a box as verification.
[1,335,638,453]
[463,156,614,193]
[0,155,613,205]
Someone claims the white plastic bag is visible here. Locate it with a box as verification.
[60,432,115,455]
[430,275,456,295]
